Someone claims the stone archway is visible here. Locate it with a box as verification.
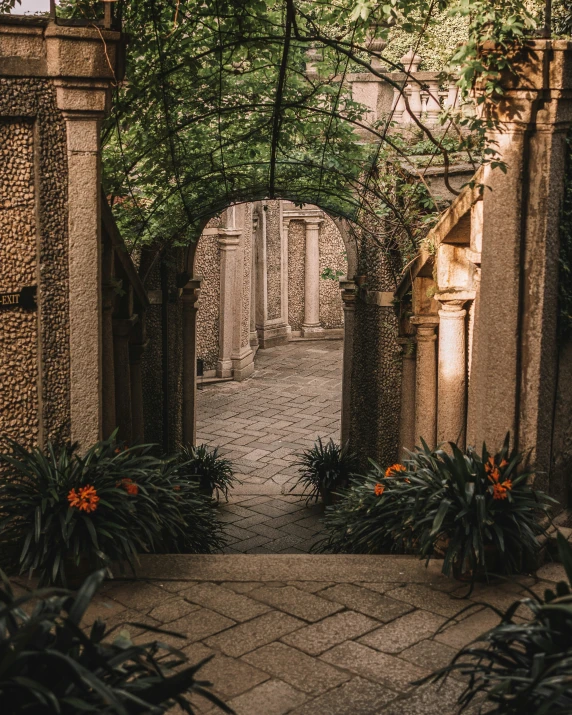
[180,200,358,453]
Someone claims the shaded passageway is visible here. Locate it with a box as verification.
[196,340,343,552]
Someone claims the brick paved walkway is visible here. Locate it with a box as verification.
[91,553,566,715]
[196,341,343,553]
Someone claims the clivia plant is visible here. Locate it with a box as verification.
[319,434,553,579]
[291,438,359,506]
[0,568,234,714]
[0,435,225,586]
[175,443,237,500]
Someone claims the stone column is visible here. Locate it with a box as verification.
[250,211,260,350]
[58,91,106,448]
[302,217,324,337]
[113,316,136,443]
[398,337,416,455]
[411,317,439,448]
[437,298,467,448]
[42,24,122,448]
[217,230,240,377]
[182,278,201,446]
[339,278,356,444]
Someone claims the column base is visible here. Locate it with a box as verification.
[257,323,291,349]
[216,359,233,379]
[231,346,255,381]
[301,323,324,338]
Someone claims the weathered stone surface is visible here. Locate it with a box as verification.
[147,597,201,624]
[248,585,343,622]
[319,583,414,622]
[358,609,447,653]
[162,608,235,644]
[198,654,270,699]
[435,608,501,650]
[181,582,271,622]
[380,680,466,715]
[243,642,350,695]
[399,638,458,672]
[281,610,380,655]
[226,678,307,715]
[290,676,397,715]
[384,583,476,618]
[204,611,304,657]
[320,641,430,691]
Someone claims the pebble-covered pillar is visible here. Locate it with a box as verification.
[437,299,467,448]
[302,217,324,336]
[217,231,240,377]
[182,278,202,446]
[411,316,439,448]
[340,278,356,444]
[398,337,416,455]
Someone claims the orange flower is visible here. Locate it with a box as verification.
[374,483,385,496]
[117,477,139,495]
[493,483,508,500]
[385,464,406,478]
[488,467,501,484]
[173,485,181,491]
[67,485,100,513]
[502,479,513,491]
[485,456,495,474]
[499,459,508,469]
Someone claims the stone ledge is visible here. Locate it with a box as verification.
[115,553,567,585]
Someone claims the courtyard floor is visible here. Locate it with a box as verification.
[196,340,343,553]
[91,553,566,715]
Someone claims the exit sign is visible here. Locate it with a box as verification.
[0,287,37,311]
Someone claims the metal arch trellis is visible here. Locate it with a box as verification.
[93,0,479,285]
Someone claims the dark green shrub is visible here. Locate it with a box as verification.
[0,436,225,586]
[176,444,236,500]
[424,533,572,714]
[319,435,554,577]
[0,569,233,714]
[290,438,359,504]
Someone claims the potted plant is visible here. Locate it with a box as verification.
[0,568,233,714]
[291,438,359,506]
[175,444,237,500]
[423,533,572,714]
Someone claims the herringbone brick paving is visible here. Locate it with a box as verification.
[196,341,343,553]
[82,553,566,715]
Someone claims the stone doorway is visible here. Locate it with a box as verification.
[196,340,343,553]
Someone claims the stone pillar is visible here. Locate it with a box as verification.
[46,22,121,449]
[398,337,416,454]
[411,317,439,448]
[129,329,147,446]
[437,298,467,448]
[58,92,106,448]
[182,278,201,446]
[113,316,136,443]
[250,211,260,351]
[230,205,254,380]
[217,230,240,378]
[339,278,356,444]
[302,217,324,337]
